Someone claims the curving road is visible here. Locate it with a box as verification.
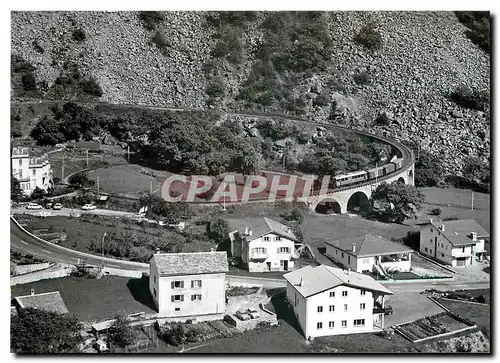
[10,217,148,272]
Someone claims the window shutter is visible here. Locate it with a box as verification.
[199,280,202,287]
[171,295,175,302]
[191,281,194,288]
[277,248,280,253]
[171,281,175,289]
[181,281,184,288]
[181,295,184,302]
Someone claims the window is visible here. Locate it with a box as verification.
[329,305,335,312]
[317,322,323,330]
[191,294,202,301]
[171,295,184,302]
[32,169,36,176]
[329,321,334,329]
[430,249,432,254]
[430,239,432,243]
[353,319,365,327]
[263,236,270,241]
[441,253,444,258]
[425,247,428,252]
[275,236,281,241]
[360,290,366,296]
[254,247,266,253]
[431,228,433,232]
[344,304,348,312]
[462,247,465,253]
[153,288,157,297]
[317,306,323,313]
[191,280,202,288]
[172,281,184,289]
[360,303,366,310]
[19,159,23,166]
[153,276,156,283]
[342,291,348,297]
[330,291,335,298]
[278,247,290,253]
[341,252,344,258]
[336,249,338,255]
[348,256,351,264]
[175,307,180,312]
[341,320,347,328]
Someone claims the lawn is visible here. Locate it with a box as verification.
[10,275,156,321]
[434,297,490,339]
[14,213,218,262]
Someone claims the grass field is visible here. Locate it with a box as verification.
[10,275,156,321]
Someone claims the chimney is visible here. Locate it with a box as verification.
[298,278,304,287]
[248,229,252,237]
[244,226,249,235]
[30,289,35,296]
[155,248,160,254]
[471,232,477,242]
[352,243,356,253]
[429,218,433,223]
[439,224,445,232]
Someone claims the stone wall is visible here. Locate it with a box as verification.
[12,262,52,276]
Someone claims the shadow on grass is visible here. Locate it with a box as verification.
[483,266,490,274]
[127,276,157,312]
[268,289,304,337]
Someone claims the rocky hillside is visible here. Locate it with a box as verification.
[11,11,490,175]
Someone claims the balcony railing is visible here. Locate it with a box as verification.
[250,252,267,260]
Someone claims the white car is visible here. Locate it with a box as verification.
[81,204,97,210]
[26,203,43,210]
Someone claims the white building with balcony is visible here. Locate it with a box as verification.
[417,218,488,267]
[11,147,53,196]
[284,265,393,339]
[149,251,229,320]
[228,217,301,273]
[324,235,413,278]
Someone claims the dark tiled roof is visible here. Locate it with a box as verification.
[437,219,489,247]
[324,234,413,257]
[227,217,297,241]
[151,251,229,276]
[15,291,69,315]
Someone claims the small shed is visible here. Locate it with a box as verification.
[91,319,115,339]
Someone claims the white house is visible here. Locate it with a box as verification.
[324,235,413,277]
[228,217,301,273]
[11,147,53,196]
[284,265,392,339]
[149,251,229,320]
[417,218,488,267]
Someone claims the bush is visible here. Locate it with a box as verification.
[21,72,37,91]
[476,295,486,304]
[429,208,442,216]
[353,71,371,85]
[354,22,383,50]
[151,31,170,55]
[81,77,103,97]
[72,28,86,42]
[206,77,225,100]
[374,112,390,126]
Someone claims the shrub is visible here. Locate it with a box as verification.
[353,71,371,85]
[429,208,442,216]
[138,11,164,31]
[21,72,37,91]
[443,216,459,221]
[151,31,170,55]
[354,22,383,50]
[476,295,486,304]
[206,77,225,100]
[72,28,86,42]
[449,84,489,112]
[313,93,330,107]
[81,77,103,97]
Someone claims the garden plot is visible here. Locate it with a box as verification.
[395,312,476,343]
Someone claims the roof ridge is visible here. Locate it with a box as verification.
[16,291,60,299]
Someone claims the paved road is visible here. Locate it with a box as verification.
[12,206,137,219]
[10,218,148,272]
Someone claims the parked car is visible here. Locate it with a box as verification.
[26,203,42,210]
[53,203,63,210]
[82,204,97,210]
[384,305,394,315]
[93,339,108,353]
[247,308,261,319]
[45,202,53,209]
[235,310,251,321]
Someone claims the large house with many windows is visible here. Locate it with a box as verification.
[417,218,488,267]
[228,217,301,273]
[11,147,53,196]
[284,265,393,339]
[149,251,229,320]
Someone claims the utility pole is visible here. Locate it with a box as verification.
[61,155,65,183]
[97,176,100,197]
[101,232,107,271]
[127,145,130,163]
[86,150,89,168]
[375,163,378,187]
[150,179,153,195]
[471,191,474,211]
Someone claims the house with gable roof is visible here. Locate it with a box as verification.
[324,234,414,276]
[149,251,229,319]
[13,289,69,315]
[284,265,392,339]
[227,217,301,273]
[417,218,488,267]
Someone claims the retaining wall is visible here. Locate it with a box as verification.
[10,265,73,286]
[12,262,52,276]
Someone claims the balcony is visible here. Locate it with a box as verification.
[250,252,267,261]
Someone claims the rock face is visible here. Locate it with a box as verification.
[11,11,490,175]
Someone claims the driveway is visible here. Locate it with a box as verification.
[383,290,445,327]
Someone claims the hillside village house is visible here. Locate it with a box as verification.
[11,147,53,196]
[284,265,393,339]
[417,218,488,267]
[149,251,229,320]
[324,235,413,277]
[228,217,301,273]
[13,289,69,315]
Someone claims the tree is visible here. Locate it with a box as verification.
[31,186,46,200]
[109,314,135,348]
[69,173,89,188]
[414,150,444,187]
[11,175,23,201]
[463,156,489,182]
[371,182,425,224]
[11,308,82,353]
[30,117,66,146]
